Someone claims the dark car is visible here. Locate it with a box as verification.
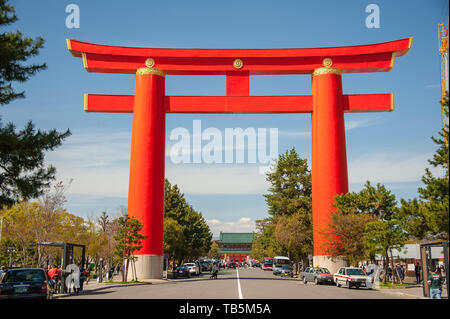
[173,266,191,279]
[280,265,293,277]
[200,263,209,272]
[0,268,50,299]
[301,267,335,285]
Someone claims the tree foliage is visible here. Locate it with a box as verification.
[325,181,406,278]
[400,93,449,240]
[164,179,212,266]
[252,148,313,264]
[0,0,70,207]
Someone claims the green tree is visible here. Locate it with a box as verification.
[400,93,449,240]
[262,148,313,264]
[264,148,312,217]
[325,181,406,275]
[364,219,407,284]
[114,216,147,282]
[251,219,281,260]
[0,0,70,207]
[164,179,212,265]
[208,241,219,259]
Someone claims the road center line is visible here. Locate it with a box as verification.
[236,268,244,299]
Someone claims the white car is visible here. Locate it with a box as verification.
[183,263,199,276]
[333,267,372,289]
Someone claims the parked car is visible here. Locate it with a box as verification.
[173,266,191,279]
[333,267,372,289]
[200,263,209,272]
[183,263,200,276]
[195,261,202,274]
[280,265,293,277]
[301,267,335,285]
[0,268,50,299]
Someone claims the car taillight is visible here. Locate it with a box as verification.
[41,282,47,293]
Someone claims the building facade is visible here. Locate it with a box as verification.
[217,232,254,262]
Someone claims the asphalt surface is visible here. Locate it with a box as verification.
[65,267,403,299]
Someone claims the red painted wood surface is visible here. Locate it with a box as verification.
[127,72,166,256]
[311,72,348,256]
[83,93,393,114]
[68,38,412,75]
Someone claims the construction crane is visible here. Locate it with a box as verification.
[438,21,449,177]
[438,22,449,130]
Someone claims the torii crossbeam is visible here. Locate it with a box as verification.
[68,37,412,279]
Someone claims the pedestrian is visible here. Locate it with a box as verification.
[387,265,392,282]
[65,263,81,294]
[428,266,443,299]
[79,265,86,291]
[85,266,91,285]
[399,265,405,281]
[108,267,113,281]
[0,265,5,279]
[415,262,421,284]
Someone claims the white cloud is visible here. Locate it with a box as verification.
[277,117,380,139]
[348,150,441,185]
[45,131,131,197]
[165,164,270,195]
[424,84,440,89]
[206,217,255,237]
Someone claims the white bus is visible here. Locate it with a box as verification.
[273,256,290,275]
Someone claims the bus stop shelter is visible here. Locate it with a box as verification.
[38,241,86,293]
[420,241,449,298]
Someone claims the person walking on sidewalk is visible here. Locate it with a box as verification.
[415,262,422,284]
[428,266,443,299]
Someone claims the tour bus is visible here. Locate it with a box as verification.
[272,256,290,275]
[262,257,274,271]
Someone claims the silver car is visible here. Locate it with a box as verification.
[301,267,335,285]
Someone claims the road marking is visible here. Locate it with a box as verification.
[236,268,243,299]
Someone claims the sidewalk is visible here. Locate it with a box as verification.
[53,273,162,298]
[377,284,448,299]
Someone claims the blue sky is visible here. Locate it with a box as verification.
[2,0,448,237]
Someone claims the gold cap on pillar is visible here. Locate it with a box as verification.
[136,67,166,77]
[312,58,342,76]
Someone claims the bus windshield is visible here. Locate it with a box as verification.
[273,257,290,266]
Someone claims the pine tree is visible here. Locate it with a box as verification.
[400,93,449,240]
[0,0,70,207]
[262,148,313,264]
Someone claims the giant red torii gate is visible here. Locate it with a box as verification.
[67,37,412,279]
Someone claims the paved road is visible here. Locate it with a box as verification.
[67,268,402,299]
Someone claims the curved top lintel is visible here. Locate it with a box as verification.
[67,37,412,75]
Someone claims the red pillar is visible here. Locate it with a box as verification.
[127,67,166,278]
[311,66,348,271]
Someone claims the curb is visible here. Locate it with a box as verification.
[54,282,153,299]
